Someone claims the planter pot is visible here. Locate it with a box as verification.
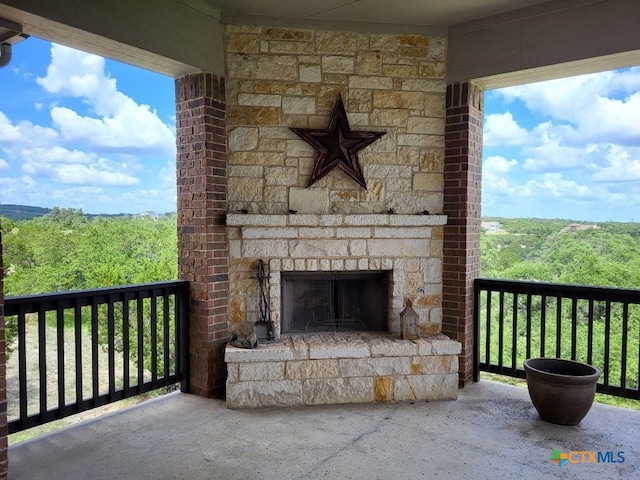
[523,358,601,426]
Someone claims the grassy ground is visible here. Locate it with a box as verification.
[481,372,640,411]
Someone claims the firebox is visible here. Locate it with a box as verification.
[281,271,388,333]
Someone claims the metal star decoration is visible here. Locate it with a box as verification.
[290,94,385,189]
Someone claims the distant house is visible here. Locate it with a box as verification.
[481,221,501,233]
[561,223,599,232]
[139,211,159,221]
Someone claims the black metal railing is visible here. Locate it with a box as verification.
[4,281,190,434]
[474,278,640,400]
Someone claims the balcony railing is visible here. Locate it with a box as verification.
[474,278,640,400]
[4,281,190,434]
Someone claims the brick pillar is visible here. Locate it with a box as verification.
[0,232,7,478]
[442,82,483,387]
[176,73,229,398]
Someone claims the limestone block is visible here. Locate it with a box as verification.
[398,46,428,58]
[239,361,286,381]
[307,335,370,359]
[331,259,344,270]
[226,380,303,408]
[225,344,295,363]
[228,177,263,202]
[345,258,358,270]
[407,117,444,135]
[257,55,298,80]
[419,62,446,79]
[365,164,412,179]
[269,41,314,54]
[300,64,322,83]
[289,239,349,258]
[242,227,298,239]
[299,227,334,238]
[383,64,418,77]
[414,355,457,375]
[316,31,359,55]
[416,335,461,355]
[227,363,240,382]
[290,335,310,360]
[397,134,443,148]
[282,258,294,270]
[289,187,329,214]
[259,126,297,139]
[294,259,306,270]
[334,227,371,238]
[389,215,447,226]
[288,214,319,226]
[226,33,260,53]
[318,215,346,226]
[347,113,369,127]
[424,93,446,117]
[242,239,288,258]
[226,214,287,227]
[264,186,288,203]
[228,127,259,151]
[286,359,340,379]
[265,166,298,186]
[229,151,284,166]
[386,192,434,215]
[393,374,458,401]
[343,214,389,226]
[339,357,411,377]
[370,34,399,51]
[319,259,331,270]
[349,239,367,256]
[264,28,313,41]
[368,238,430,257]
[374,377,393,402]
[322,56,355,74]
[356,51,382,75]
[348,76,393,90]
[420,149,445,172]
[402,79,446,93]
[370,109,409,127]
[237,93,282,107]
[283,96,316,115]
[428,36,446,61]
[303,377,374,404]
[368,336,419,357]
[227,106,281,126]
[374,227,429,239]
[373,91,423,109]
[228,165,263,177]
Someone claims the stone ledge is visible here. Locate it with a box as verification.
[225,333,460,362]
[226,214,447,227]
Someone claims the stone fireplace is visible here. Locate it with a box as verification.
[222,25,462,407]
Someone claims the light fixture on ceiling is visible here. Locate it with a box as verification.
[0,17,29,68]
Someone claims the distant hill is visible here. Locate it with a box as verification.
[0,204,52,221]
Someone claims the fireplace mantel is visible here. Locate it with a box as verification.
[227,213,447,228]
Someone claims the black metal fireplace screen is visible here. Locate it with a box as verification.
[281,271,388,333]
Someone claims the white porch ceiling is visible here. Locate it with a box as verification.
[205,0,552,27]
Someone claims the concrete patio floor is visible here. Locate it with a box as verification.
[8,380,640,479]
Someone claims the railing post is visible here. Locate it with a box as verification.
[179,283,190,394]
[473,278,480,382]
[0,232,8,479]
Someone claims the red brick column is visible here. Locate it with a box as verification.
[176,73,229,398]
[442,82,483,387]
[0,232,7,478]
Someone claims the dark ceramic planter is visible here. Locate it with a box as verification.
[523,358,601,426]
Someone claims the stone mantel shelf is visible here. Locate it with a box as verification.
[226,213,448,228]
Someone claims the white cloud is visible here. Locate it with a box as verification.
[37,44,175,155]
[0,158,8,170]
[592,145,640,182]
[484,155,517,175]
[484,112,529,146]
[0,111,58,146]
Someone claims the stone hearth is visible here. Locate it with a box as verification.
[225,333,460,408]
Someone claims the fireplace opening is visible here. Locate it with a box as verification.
[281,271,388,333]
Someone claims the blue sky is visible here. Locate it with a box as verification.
[2,38,640,220]
[0,37,176,214]
[483,67,640,222]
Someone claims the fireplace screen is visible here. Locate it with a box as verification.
[281,271,388,333]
